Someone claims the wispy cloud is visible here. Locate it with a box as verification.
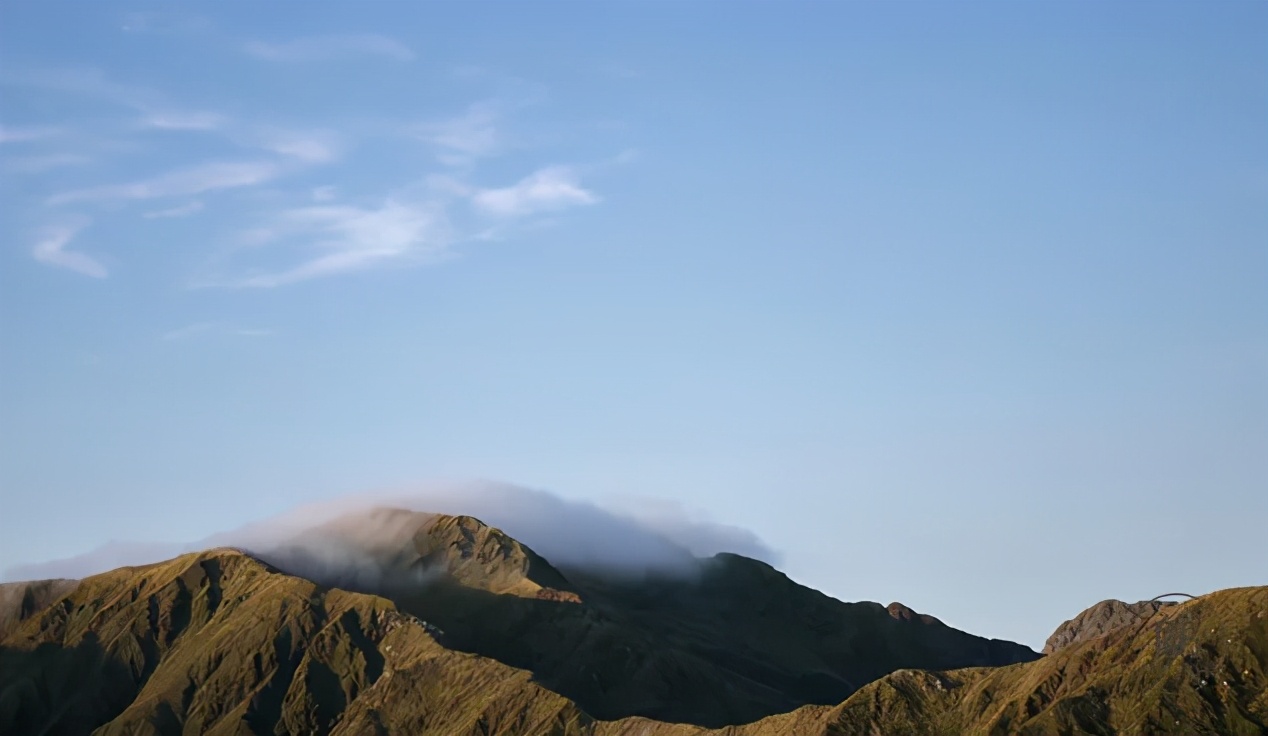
[161,322,216,340]
[119,11,214,36]
[143,200,204,219]
[8,70,231,140]
[142,111,226,131]
[31,220,107,278]
[245,34,414,62]
[162,321,271,340]
[232,200,447,287]
[49,160,281,204]
[472,166,598,218]
[0,124,63,144]
[311,186,338,202]
[416,103,499,165]
[5,67,161,111]
[257,129,341,163]
[5,153,91,173]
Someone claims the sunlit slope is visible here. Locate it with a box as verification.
[0,511,1040,734]
[738,585,1268,735]
[258,508,581,600]
[0,579,79,640]
[2,537,1263,735]
[47,512,1268,735]
[0,549,601,735]
[1044,598,1178,654]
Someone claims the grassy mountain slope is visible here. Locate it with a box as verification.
[3,512,1262,736]
[734,585,1267,735]
[255,510,1037,726]
[0,549,598,736]
[0,579,79,640]
[1043,599,1177,654]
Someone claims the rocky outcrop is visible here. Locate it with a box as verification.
[0,578,78,639]
[1043,598,1176,654]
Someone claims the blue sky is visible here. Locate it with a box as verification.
[1,1,1264,649]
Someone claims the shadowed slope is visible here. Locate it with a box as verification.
[256,510,1039,726]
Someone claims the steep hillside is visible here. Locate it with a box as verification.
[757,586,1268,735]
[257,508,579,600]
[8,511,1260,735]
[0,511,1039,733]
[255,510,1037,725]
[0,549,598,736]
[0,579,78,639]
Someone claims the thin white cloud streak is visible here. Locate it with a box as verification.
[0,124,63,143]
[257,130,341,163]
[5,153,91,173]
[4,68,162,111]
[143,201,204,219]
[245,34,414,62]
[472,166,598,218]
[31,221,107,278]
[233,200,448,287]
[8,70,229,140]
[120,11,214,36]
[142,111,226,131]
[49,160,281,204]
[162,321,272,340]
[161,322,217,340]
[416,103,500,164]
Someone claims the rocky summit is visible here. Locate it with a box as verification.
[1,510,1265,735]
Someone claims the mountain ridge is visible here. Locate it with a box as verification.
[2,510,1263,735]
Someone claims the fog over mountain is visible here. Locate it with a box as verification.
[2,481,779,583]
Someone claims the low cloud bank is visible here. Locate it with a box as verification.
[4,481,780,584]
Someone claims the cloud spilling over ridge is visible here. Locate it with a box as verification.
[250,507,447,593]
[1,482,780,583]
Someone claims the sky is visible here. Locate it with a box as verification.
[0,1,1264,650]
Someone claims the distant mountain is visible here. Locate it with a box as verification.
[1,509,1264,735]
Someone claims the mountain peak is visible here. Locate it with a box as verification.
[1043,597,1178,654]
[411,512,579,600]
[254,507,580,602]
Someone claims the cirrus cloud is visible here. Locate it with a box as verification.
[230,199,449,288]
[245,34,414,63]
[48,160,281,204]
[31,220,107,278]
[472,166,598,218]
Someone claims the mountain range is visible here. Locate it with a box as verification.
[1,509,1264,735]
